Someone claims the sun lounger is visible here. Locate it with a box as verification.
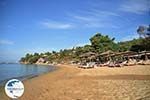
[108,62,115,67]
[115,63,122,67]
[79,62,95,69]
[127,59,137,66]
[143,60,150,65]
[137,60,144,65]
[119,61,128,66]
[99,61,110,67]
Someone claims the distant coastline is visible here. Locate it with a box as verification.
[0,62,18,64]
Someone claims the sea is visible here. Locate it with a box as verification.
[0,63,56,85]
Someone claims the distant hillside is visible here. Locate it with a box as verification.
[20,25,150,64]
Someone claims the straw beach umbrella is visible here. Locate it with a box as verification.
[140,51,150,60]
[99,50,114,61]
[79,52,98,63]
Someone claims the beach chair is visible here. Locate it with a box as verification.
[127,59,137,66]
[120,61,128,66]
[79,63,93,69]
[100,61,110,67]
[137,60,144,65]
[143,59,150,65]
[115,63,122,67]
[108,61,115,67]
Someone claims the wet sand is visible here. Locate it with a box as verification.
[1,65,150,100]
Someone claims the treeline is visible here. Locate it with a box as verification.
[20,25,150,64]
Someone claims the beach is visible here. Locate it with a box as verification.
[1,65,150,100]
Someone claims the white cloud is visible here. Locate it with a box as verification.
[69,9,120,28]
[73,15,96,22]
[120,0,150,14]
[40,20,73,29]
[88,9,120,17]
[0,40,14,45]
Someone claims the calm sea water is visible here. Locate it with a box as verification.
[0,64,56,83]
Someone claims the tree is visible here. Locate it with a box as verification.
[34,53,39,56]
[136,25,150,51]
[20,57,25,62]
[82,45,94,53]
[118,38,143,52]
[90,33,117,53]
[137,25,150,38]
[45,52,51,56]
[147,25,150,36]
[28,56,39,64]
[25,53,33,62]
[130,44,145,52]
[137,26,146,38]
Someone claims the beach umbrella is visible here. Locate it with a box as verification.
[99,50,114,56]
[79,52,98,62]
[99,50,114,61]
[141,51,150,60]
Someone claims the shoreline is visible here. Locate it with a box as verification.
[0,63,58,86]
[0,64,150,100]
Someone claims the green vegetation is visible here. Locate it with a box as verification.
[20,25,150,64]
[90,33,117,53]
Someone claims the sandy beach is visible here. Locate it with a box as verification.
[1,65,150,100]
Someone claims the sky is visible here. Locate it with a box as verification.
[0,0,150,62]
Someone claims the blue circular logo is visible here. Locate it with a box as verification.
[5,79,24,99]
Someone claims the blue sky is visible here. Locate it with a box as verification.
[0,0,150,62]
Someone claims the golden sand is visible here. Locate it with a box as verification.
[1,65,150,100]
